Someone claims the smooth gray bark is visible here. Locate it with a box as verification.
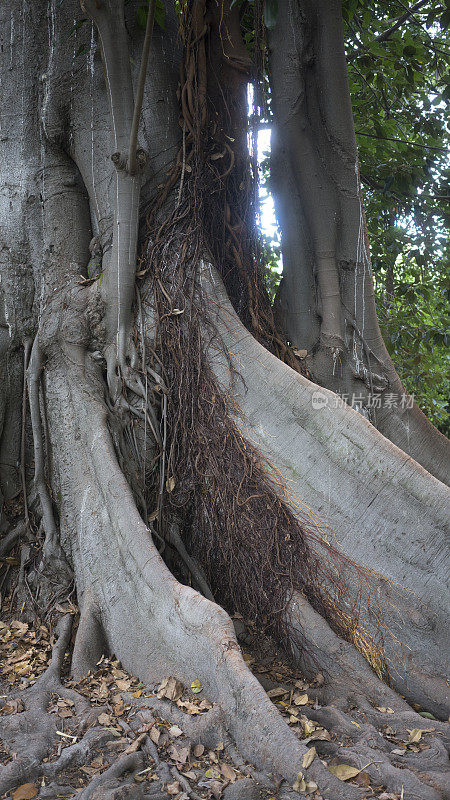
[204,265,450,718]
[269,0,450,485]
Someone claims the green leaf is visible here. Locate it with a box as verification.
[137,5,148,29]
[440,9,450,29]
[155,0,166,30]
[264,0,278,30]
[138,1,165,30]
[64,18,88,40]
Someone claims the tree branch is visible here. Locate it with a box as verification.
[346,0,429,60]
[128,0,156,175]
[354,130,445,151]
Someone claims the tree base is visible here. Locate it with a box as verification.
[1,614,449,800]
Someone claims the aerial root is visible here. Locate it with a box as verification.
[20,337,32,530]
[165,522,215,601]
[0,522,26,560]
[26,338,72,593]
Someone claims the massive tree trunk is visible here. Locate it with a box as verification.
[0,1,449,799]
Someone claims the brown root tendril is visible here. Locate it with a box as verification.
[135,0,393,682]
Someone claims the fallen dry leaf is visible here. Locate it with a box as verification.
[149,727,160,744]
[209,781,223,800]
[115,679,131,691]
[182,770,197,780]
[157,676,183,702]
[204,767,221,779]
[292,771,306,792]
[293,693,309,706]
[12,784,37,800]
[1,698,25,715]
[304,728,331,743]
[220,763,236,782]
[266,686,287,699]
[302,746,316,769]
[353,770,371,787]
[407,727,433,743]
[328,764,361,781]
[57,709,73,718]
[169,744,190,764]
[125,733,146,754]
[80,765,100,776]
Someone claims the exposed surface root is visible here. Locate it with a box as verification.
[0,615,94,796]
[1,617,448,800]
[287,587,449,721]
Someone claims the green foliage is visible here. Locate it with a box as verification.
[375,248,450,435]
[342,0,449,433]
[257,1,449,433]
[137,0,166,31]
[260,234,282,301]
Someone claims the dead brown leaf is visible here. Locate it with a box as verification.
[157,676,183,702]
[125,733,147,754]
[302,746,316,769]
[328,764,361,781]
[220,763,236,782]
[293,693,309,706]
[266,687,288,699]
[149,727,160,744]
[12,784,37,800]
[169,744,190,765]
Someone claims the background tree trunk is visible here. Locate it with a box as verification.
[269,0,449,485]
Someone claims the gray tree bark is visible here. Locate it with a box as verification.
[269,0,450,485]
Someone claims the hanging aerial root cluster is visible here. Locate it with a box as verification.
[140,192,396,683]
[130,0,399,683]
[143,0,308,377]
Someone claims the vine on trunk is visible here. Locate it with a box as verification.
[131,0,394,682]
